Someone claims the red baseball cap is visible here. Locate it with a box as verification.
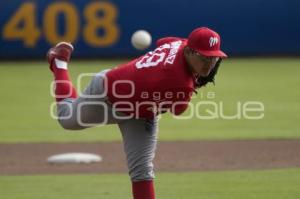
[187,27,227,58]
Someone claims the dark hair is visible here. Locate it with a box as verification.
[195,58,222,88]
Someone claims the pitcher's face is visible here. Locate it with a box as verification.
[188,51,219,76]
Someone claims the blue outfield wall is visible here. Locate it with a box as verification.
[0,0,299,58]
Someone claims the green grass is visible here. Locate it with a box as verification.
[1,168,300,199]
[0,58,299,142]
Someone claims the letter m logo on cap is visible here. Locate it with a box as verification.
[209,37,219,47]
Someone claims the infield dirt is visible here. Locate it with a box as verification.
[1,140,300,175]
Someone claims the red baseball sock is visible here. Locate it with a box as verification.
[132,180,155,199]
[50,59,77,102]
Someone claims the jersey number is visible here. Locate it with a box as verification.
[136,44,171,69]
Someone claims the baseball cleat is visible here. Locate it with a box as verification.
[55,42,74,51]
[47,42,74,71]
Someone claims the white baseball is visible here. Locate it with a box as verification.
[131,30,152,50]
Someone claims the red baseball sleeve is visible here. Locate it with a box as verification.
[171,102,189,115]
[169,87,194,116]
